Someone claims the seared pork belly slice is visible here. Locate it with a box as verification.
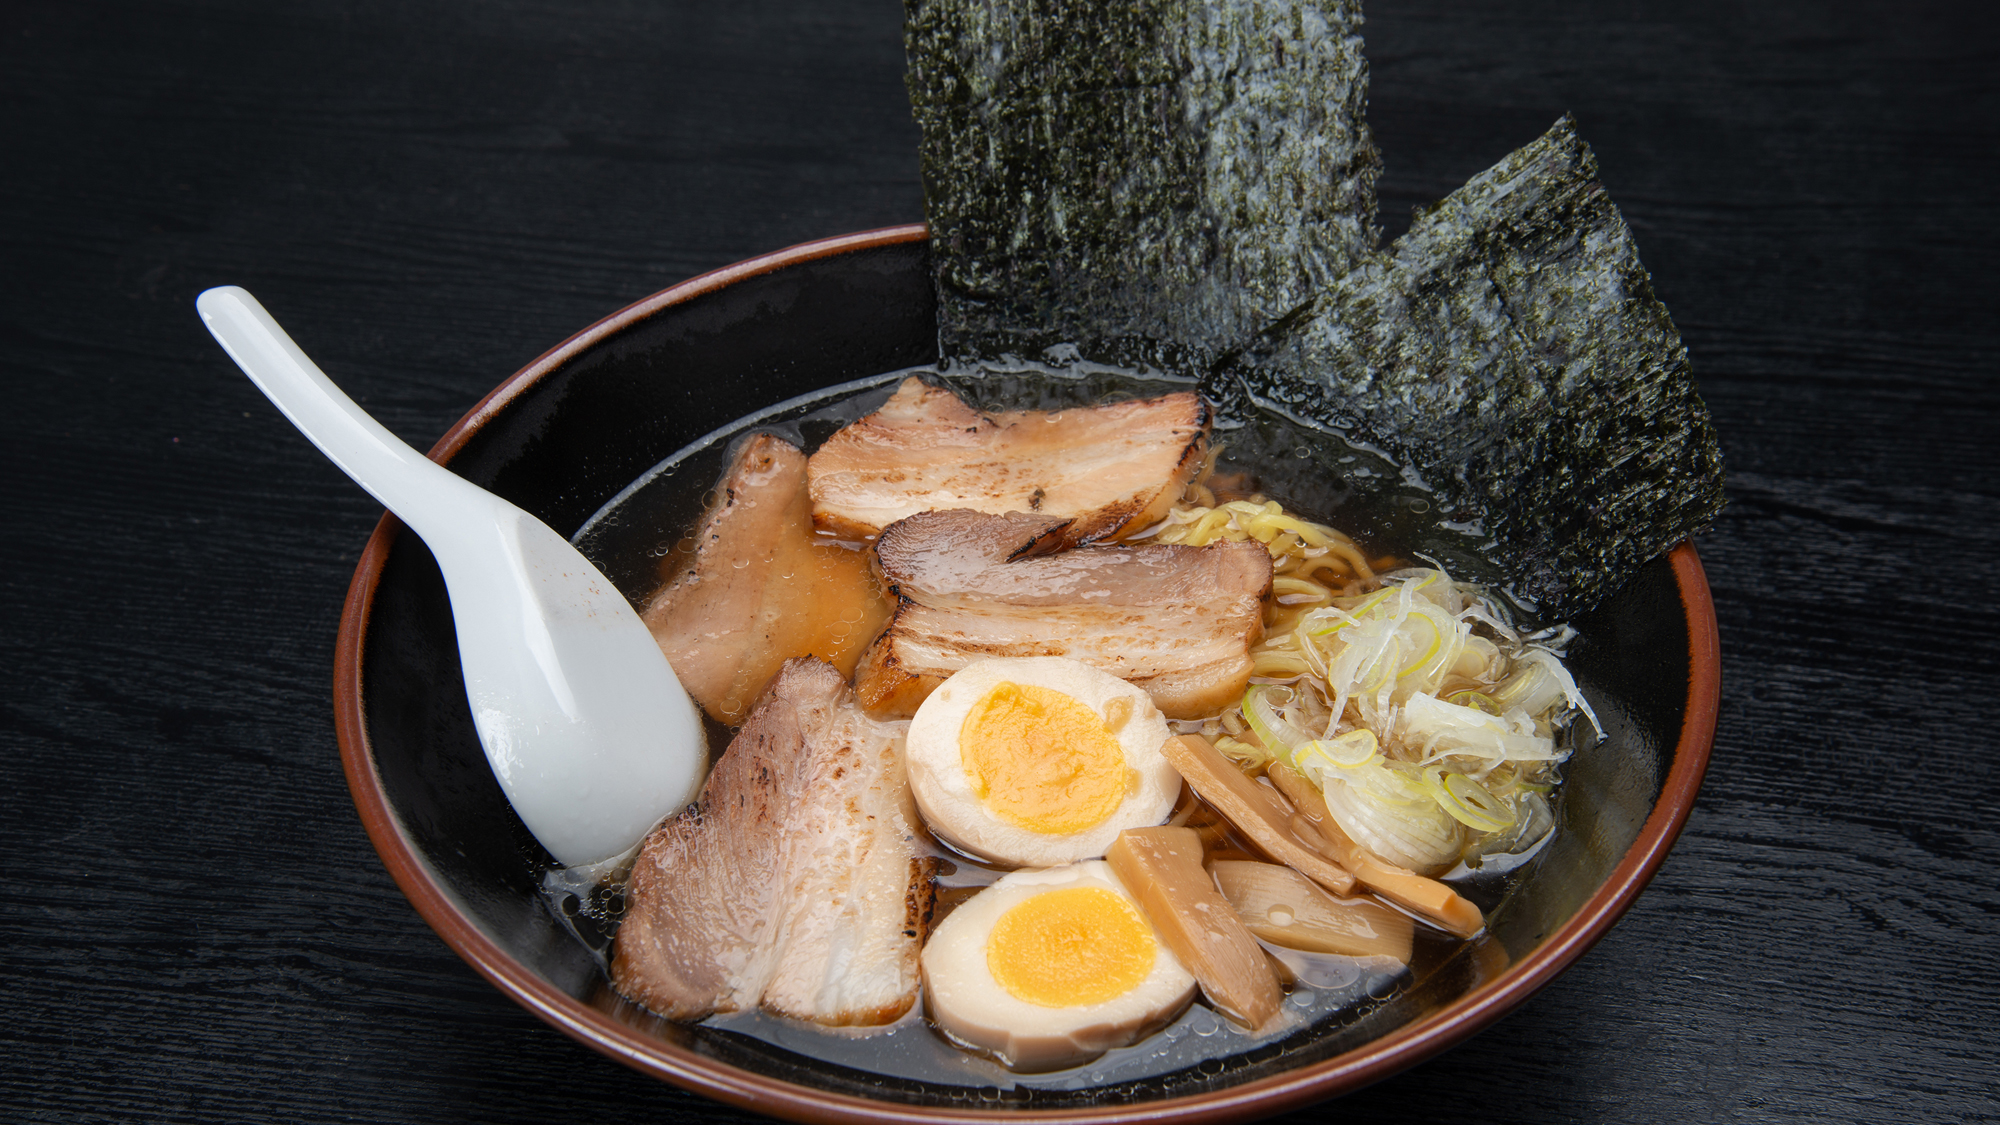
[643,433,890,724]
[806,377,1211,546]
[610,658,937,1025]
[855,511,1271,720]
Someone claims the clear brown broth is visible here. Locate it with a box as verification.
[555,362,1567,1089]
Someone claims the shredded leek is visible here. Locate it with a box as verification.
[1445,688,1503,714]
[1242,684,1315,753]
[1425,768,1516,833]
[1137,498,1593,872]
[1294,729,1379,772]
[1214,735,1275,770]
[1315,758,1463,873]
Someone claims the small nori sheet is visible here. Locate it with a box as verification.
[905,0,1380,369]
[1214,116,1726,617]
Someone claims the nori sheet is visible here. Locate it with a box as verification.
[906,0,1380,369]
[1215,116,1724,617]
[905,0,1725,619]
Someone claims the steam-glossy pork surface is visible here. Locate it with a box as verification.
[611,659,936,1024]
[855,510,1271,719]
[806,377,1210,545]
[643,434,889,723]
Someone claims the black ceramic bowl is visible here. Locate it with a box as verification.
[334,225,1720,1124]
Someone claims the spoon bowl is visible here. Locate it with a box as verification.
[197,285,706,867]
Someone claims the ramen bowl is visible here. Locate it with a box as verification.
[334,224,1719,1123]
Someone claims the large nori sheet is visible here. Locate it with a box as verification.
[906,0,1379,369]
[1215,116,1725,617]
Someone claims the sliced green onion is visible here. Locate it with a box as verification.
[1310,590,1390,635]
[1352,758,1433,808]
[1242,685,1313,754]
[1445,688,1504,714]
[1214,735,1275,770]
[1424,768,1516,833]
[1396,609,1444,679]
[1295,729,1380,775]
[1319,759,1462,872]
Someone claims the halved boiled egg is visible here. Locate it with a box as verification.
[922,861,1197,1071]
[906,657,1181,867]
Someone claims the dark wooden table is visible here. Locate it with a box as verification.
[5,1,1996,1121]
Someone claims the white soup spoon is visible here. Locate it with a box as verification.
[197,286,706,867]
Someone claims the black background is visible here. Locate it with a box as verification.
[4,1,1997,1122]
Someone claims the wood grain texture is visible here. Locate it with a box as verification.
[2,0,1995,1122]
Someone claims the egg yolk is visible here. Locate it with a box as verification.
[986,887,1156,1008]
[959,682,1127,835]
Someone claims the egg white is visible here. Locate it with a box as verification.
[921,861,1198,1072]
[905,656,1180,866]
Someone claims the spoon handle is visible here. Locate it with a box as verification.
[196,285,492,536]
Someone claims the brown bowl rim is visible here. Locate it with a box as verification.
[332,224,1722,1124]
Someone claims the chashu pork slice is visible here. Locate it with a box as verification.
[611,658,937,1025]
[643,434,890,725]
[856,510,1272,720]
[806,376,1211,546]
